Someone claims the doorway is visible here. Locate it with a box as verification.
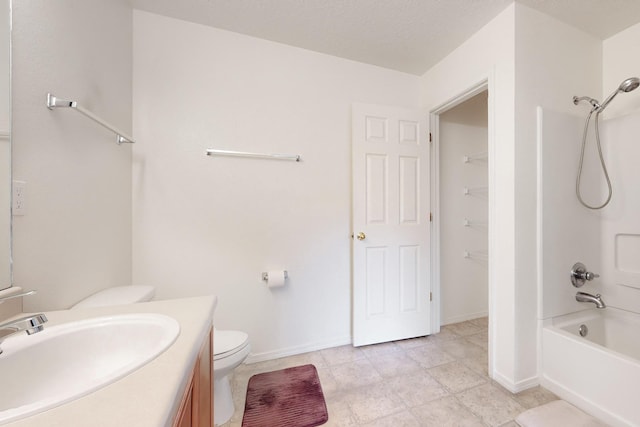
[430,87,489,336]
[439,91,488,325]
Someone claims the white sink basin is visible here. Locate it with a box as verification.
[0,313,180,424]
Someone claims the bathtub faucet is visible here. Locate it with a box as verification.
[575,291,606,309]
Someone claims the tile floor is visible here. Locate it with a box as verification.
[220,317,558,427]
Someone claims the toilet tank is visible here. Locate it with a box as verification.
[71,286,155,309]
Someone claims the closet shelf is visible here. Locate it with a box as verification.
[463,186,488,196]
[463,250,488,260]
[463,151,488,163]
[463,218,487,227]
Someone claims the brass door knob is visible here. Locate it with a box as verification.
[356,232,366,241]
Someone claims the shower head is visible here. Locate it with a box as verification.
[598,76,640,112]
[620,77,640,92]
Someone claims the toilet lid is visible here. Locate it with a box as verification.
[214,330,249,360]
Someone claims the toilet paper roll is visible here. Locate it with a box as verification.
[266,270,286,288]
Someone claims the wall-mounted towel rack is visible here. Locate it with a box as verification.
[463,151,488,163]
[46,93,135,144]
[463,250,488,260]
[463,186,488,196]
[206,149,301,162]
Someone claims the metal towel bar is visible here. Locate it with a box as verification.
[46,93,135,144]
[206,149,301,162]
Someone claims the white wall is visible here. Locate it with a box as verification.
[0,0,10,289]
[602,23,640,119]
[598,112,640,314]
[536,22,640,321]
[439,92,488,325]
[421,4,518,390]
[596,22,640,314]
[538,107,603,319]
[515,4,602,384]
[421,3,605,391]
[12,0,133,311]
[131,11,420,360]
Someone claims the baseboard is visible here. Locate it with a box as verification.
[442,310,488,326]
[245,335,353,364]
[492,370,539,393]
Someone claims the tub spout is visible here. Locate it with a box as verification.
[576,292,606,309]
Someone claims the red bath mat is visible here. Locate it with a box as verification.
[242,364,328,427]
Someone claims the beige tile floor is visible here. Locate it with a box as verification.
[220,317,558,427]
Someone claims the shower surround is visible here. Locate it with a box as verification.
[538,107,640,426]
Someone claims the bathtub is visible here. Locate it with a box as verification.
[541,308,640,427]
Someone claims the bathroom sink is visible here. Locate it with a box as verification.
[0,313,180,424]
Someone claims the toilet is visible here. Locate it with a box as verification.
[72,286,250,426]
[213,329,250,425]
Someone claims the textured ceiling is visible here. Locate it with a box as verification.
[518,0,640,40]
[132,0,640,75]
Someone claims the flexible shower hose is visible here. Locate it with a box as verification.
[575,109,612,210]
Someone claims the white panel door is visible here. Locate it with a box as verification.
[352,103,431,346]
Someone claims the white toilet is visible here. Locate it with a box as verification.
[213,329,250,425]
[72,286,250,426]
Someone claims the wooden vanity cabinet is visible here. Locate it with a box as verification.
[174,327,213,427]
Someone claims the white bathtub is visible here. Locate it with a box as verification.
[541,308,640,427]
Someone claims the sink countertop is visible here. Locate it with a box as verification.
[4,295,217,427]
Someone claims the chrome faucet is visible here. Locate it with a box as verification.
[576,291,606,309]
[0,289,46,354]
[0,313,48,354]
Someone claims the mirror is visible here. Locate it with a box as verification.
[0,0,9,289]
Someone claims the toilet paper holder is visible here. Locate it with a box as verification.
[262,271,289,282]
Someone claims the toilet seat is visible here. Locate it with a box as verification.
[214,330,249,361]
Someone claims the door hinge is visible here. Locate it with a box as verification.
[429,212,433,222]
[429,132,432,143]
[430,292,433,302]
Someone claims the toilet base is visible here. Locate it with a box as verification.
[214,375,235,426]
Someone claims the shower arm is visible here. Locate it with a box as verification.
[573,96,600,111]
